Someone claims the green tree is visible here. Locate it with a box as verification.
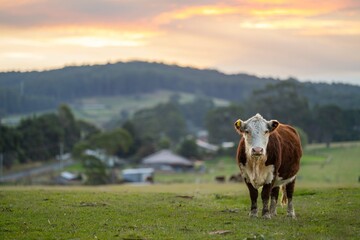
[17,113,63,162]
[73,128,134,159]
[248,80,311,129]
[131,102,187,143]
[121,120,141,157]
[58,104,80,151]
[180,95,215,129]
[178,137,199,159]
[77,119,100,140]
[89,128,133,156]
[14,106,83,163]
[205,104,244,144]
[314,105,345,147]
[82,155,108,185]
[73,128,134,185]
[158,136,171,149]
[0,125,20,169]
[294,127,308,149]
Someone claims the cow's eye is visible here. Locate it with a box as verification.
[265,130,269,134]
[245,130,250,134]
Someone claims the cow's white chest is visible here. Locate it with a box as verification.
[239,157,274,189]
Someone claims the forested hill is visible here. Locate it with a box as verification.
[0,61,359,115]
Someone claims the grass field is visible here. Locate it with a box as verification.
[1,184,359,240]
[299,142,360,184]
[1,143,359,239]
[155,142,360,185]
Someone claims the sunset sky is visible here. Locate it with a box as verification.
[0,0,359,85]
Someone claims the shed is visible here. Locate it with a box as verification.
[122,168,154,183]
[142,150,194,172]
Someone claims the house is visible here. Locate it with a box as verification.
[142,149,194,172]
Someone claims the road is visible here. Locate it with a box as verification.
[0,159,75,182]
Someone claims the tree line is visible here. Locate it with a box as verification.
[112,80,360,148]
[206,80,360,146]
[0,105,94,169]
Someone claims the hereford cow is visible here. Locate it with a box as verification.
[234,114,302,219]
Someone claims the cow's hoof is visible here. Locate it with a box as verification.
[287,211,296,219]
[270,211,277,217]
[270,208,277,217]
[249,210,258,218]
[262,213,271,219]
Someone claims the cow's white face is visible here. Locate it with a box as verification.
[234,114,279,158]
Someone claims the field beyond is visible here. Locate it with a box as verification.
[1,184,359,240]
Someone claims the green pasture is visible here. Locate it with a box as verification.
[299,141,360,184]
[156,142,360,185]
[1,143,359,239]
[1,184,359,240]
[71,91,183,127]
[70,90,228,127]
[2,90,229,128]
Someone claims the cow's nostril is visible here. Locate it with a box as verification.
[252,147,263,154]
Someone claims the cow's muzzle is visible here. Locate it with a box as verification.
[251,147,264,156]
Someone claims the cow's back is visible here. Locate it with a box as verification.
[267,124,302,179]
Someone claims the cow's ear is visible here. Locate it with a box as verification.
[234,119,245,134]
[268,120,279,132]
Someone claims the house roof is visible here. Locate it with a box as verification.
[142,150,193,166]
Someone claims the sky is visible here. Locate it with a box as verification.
[0,0,359,85]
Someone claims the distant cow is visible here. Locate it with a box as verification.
[234,114,302,219]
[215,176,226,183]
[229,173,243,183]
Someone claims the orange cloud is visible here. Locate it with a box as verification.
[154,5,243,25]
[248,0,352,17]
[0,24,159,50]
[151,0,359,37]
[138,0,359,37]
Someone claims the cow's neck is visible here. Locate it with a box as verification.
[245,155,274,189]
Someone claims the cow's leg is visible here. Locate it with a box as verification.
[245,181,258,217]
[270,186,279,217]
[261,183,272,219]
[285,179,296,218]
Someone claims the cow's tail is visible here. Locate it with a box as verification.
[281,185,288,206]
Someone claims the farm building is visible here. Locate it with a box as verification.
[142,150,194,172]
[121,168,154,183]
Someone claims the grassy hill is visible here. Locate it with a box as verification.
[1,90,229,127]
[1,61,360,117]
[71,90,228,127]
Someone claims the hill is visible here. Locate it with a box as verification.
[0,61,360,116]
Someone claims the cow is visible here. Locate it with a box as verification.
[215,176,226,183]
[234,113,302,219]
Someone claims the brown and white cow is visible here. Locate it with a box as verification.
[234,113,302,219]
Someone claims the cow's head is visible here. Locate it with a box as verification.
[234,113,279,158]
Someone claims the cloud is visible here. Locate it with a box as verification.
[0,0,359,84]
[0,0,221,28]
[1,0,358,36]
